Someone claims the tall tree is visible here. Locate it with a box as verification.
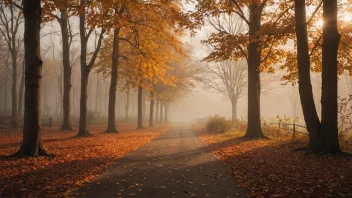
[319,0,341,154]
[293,0,321,151]
[293,0,343,154]
[136,79,144,129]
[57,7,73,131]
[192,0,291,138]
[77,0,105,136]
[11,0,48,156]
[149,90,155,127]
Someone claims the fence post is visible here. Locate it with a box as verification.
[278,122,281,129]
[292,123,296,141]
[49,117,52,128]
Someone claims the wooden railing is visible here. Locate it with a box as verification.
[263,122,308,140]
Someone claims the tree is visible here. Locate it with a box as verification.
[293,0,342,154]
[319,0,341,154]
[57,6,74,131]
[77,0,105,137]
[192,0,292,138]
[11,0,48,156]
[204,60,246,121]
[0,1,23,120]
[149,90,155,127]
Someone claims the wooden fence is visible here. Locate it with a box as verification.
[263,122,309,140]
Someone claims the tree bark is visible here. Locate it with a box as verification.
[14,0,47,157]
[294,0,322,151]
[17,63,24,117]
[149,91,155,127]
[319,0,341,154]
[244,2,265,139]
[11,51,17,120]
[3,74,7,115]
[77,1,90,137]
[59,8,73,131]
[136,82,144,129]
[106,28,120,133]
[78,71,90,136]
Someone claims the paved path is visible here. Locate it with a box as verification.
[78,125,245,198]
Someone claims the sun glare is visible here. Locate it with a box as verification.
[315,19,324,28]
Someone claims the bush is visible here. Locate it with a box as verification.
[206,115,233,133]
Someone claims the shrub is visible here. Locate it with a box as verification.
[206,115,233,133]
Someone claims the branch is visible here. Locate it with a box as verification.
[7,0,22,10]
[309,35,322,57]
[87,28,105,70]
[306,0,323,25]
[230,0,249,25]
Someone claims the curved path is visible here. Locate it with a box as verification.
[78,125,245,198]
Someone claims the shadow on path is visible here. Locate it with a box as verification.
[77,125,246,198]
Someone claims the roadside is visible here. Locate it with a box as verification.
[0,124,168,197]
[202,130,352,197]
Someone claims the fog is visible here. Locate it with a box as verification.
[0,3,351,128]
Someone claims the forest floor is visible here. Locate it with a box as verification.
[201,130,352,197]
[0,124,168,197]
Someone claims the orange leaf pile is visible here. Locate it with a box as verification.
[0,124,168,197]
[202,132,352,198]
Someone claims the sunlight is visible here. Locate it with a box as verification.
[315,18,324,29]
[342,13,352,23]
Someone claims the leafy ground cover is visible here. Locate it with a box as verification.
[202,130,352,198]
[0,124,168,197]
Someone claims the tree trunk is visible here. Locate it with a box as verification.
[18,63,24,117]
[164,102,169,123]
[142,90,146,120]
[106,28,120,133]
[244,2,265,139]
[3,75,7,115]
[294,0,322,151]
[95,74,100,116]
[60,8,73,131]
[125,82,129,120]
[155,99,159,123]
[149,91,155,127]
[319,0,341,154]
[14,0,47,157]
[231,98,238,122]
[160,102,163,123]
[78,71,90,136]
[136,82,144,129]
[77,3,90,137]
[11,51,17,119]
